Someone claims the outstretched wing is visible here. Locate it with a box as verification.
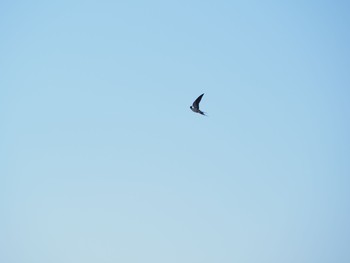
[192,93,204,109]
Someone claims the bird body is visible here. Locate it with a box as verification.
[190,93,206,116]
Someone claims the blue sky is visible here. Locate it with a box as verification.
[1,1,350,262]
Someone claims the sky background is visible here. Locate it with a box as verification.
[1,1,350,262]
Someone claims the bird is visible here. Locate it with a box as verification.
[190,93,207,116]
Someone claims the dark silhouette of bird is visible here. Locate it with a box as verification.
[190,93,206,116]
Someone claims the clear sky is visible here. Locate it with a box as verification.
[1,1,350,262]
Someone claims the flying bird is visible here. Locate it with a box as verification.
[190,93,206,116]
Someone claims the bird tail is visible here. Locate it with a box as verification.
[199,111,207,116]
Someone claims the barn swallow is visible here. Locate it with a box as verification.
[190,93,206,116]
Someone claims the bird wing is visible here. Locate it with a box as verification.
[192,93,204,109]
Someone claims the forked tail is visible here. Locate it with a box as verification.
[199,110,207,116]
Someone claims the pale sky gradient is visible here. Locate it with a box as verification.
[1,1,350,262]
